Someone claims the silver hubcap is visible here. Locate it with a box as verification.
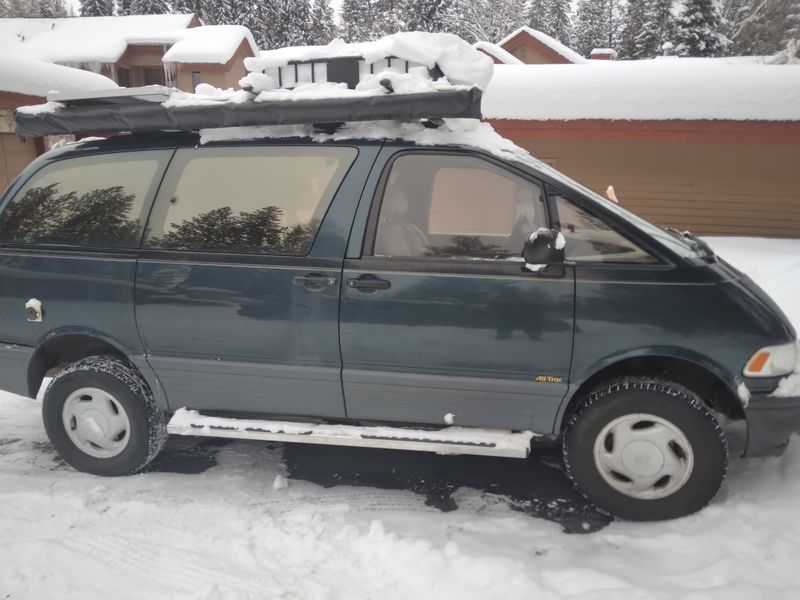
[62,387,131,459]
[593,413,694,500]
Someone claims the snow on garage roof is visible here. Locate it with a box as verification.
[0,14,195,64]
[482,61,800,122]
[497,27,588,64]
[472,41,523,65]
[0,54,118,97]
[162,25,258,65]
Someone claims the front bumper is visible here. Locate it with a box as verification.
[744,394,800,457]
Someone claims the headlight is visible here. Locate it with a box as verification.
[743,341,798,377]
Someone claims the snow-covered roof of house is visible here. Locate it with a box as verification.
[162,25,258,65]
[482,61,800,122]
[497,27,588,64]
[472,41,523,65]
[0,54,118,97]
[0,15,196,64]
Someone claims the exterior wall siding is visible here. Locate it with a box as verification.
[503,134,800,238]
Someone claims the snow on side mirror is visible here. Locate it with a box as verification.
[522,228,566,272]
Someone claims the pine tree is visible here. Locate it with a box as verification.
[340,0,376,41]
[39,0,68,16]
[401,0,452,32]
[543,0,574,44]
[674,0,728,56]
[573,0,624,56]
[309,0,337,44]
[172,0,203,18]
[728,0,800,56]
[80,0,113,16]
[129,0,170,15]
[619,0,649,57]
[445,0,529,43]
[633,0,675,57]
[117,0,132,15]
[259,0,313,49]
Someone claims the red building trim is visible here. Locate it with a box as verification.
[0,92,46,109]
[489,119,800,145]
[500,31,573,65]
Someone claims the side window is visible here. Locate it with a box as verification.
[0,151,168,248]
[373,154,546,260]
[145,146,357,255]
[553,194,656,263]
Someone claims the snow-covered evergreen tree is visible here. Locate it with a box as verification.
[573,0,624,56]
[259,0,313,49]
[340,0,376,41]
[171,0,203,18]
[674,0,728,56]
[728,0,800,56]
[619,0,649,57]
[309,0,337,43]
[129,0,170,14]
[633,0,675,57]
[445,0,529,43]
[39,0,67,16]
[543,0,574,44]
[80,0,113,16]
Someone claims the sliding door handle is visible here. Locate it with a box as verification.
[346,274,391,292]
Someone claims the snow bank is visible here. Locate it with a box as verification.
[0,14,195,64]
[497,26,588,64]
[161,25,257,65]
[245,32,494,91]
[483,62,800,121]
[0,55,117,97]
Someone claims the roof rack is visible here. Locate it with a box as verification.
[14,83,482,138]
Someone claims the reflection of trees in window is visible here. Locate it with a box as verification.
[154,205,315,255]
[0,184,142,246]
[426,235,509,260]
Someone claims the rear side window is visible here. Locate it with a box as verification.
[373,154,546,260]
[145,146,357,255]
[0,151,169,248]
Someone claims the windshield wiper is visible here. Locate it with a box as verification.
[665,227,716,262]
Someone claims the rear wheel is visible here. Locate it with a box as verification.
[563,377,727,521]
[42,355,167,476]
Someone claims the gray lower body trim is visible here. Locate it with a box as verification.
[0,343,35,398]
[148,355,346,419]
[343,369,564,432]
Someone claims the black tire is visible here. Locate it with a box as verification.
[563,377,728,521]
[42,355,168,476]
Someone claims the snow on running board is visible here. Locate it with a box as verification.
[168,408,534,459]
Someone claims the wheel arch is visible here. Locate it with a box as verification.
[556,349,744,433]
[28,329,133,399]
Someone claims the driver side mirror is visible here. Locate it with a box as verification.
[522,228,566,271]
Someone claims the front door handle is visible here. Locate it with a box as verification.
[293,272,337,290]
[346,274,391,292]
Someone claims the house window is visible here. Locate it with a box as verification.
[117,68,131,88]
[143,67,165,86]
[192,71,202,90]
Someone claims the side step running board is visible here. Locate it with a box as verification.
[168,409,533,459]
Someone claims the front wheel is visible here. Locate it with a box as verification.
[42,355,167,476]
[563,378,728,521]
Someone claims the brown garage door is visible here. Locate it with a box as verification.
[1,133,38,193]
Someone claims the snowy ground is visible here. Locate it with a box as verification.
[1,236,799,600]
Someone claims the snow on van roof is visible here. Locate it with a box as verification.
[199,119,537,168]
[244,32,495,90]
[161,25,257,65]
[472,42,524,65]
[0,15,196,64]
[0,54,118,97]
[496,27,588,64]
[482,61,800,121]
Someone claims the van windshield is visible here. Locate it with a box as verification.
[528,160,709,261]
